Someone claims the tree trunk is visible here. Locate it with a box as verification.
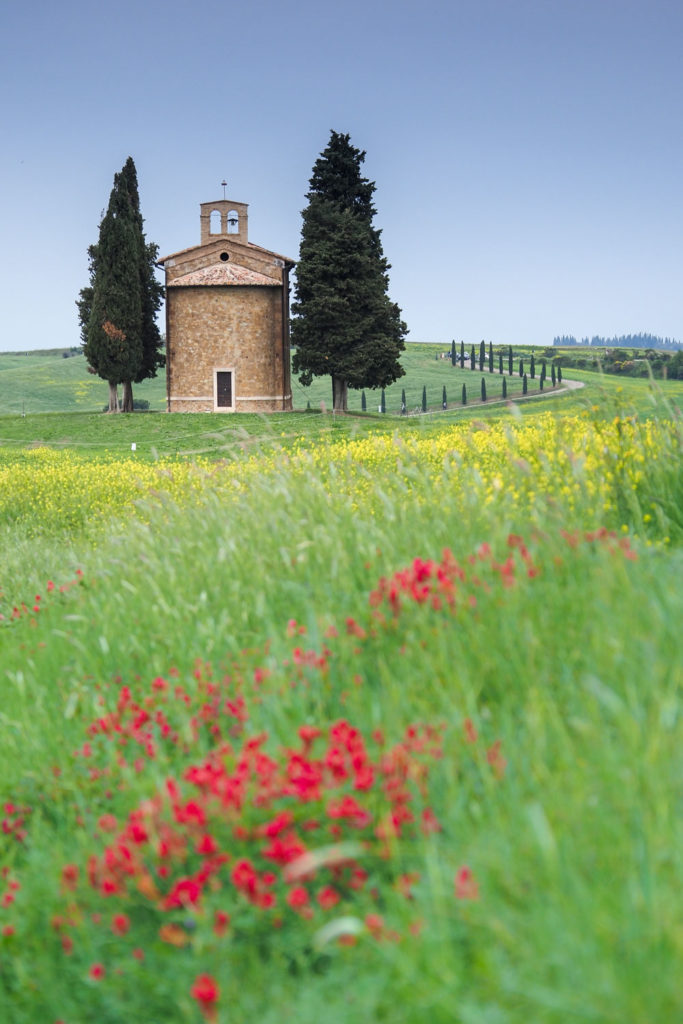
[121,380,134,412]
[331,376,348,413]
[108,382,120,413]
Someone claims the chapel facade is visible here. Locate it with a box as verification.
[157,198,295,412]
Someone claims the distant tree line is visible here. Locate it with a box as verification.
[555,347,683,380]
[554,333,681,351]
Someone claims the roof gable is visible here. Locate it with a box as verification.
[168,263,280,287]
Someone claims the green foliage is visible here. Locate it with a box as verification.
[0,401,681,1023]
[80,158,164,410]
[291,132,406,410]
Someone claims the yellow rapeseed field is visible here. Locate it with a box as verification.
[0,413,673,538]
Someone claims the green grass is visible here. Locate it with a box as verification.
[1,346,681,458]
[0,362,681,1022]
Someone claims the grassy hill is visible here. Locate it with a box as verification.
[1,346,681,432]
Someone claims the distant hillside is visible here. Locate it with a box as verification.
[554,333,681,351]
[0,352,167,415]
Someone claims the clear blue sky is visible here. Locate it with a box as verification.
[1,0,681,351]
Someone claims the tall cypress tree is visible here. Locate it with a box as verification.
[422,385,427,412]
[460,340,465,368]
[451,339,456,366]
[442,384,447,409]
[79,157,163,412]
[471,345,476,369]
[530,352,536,379]
[508,345,513,375]
[479,340,485,371]
[481,377,486,401]
[488,342,494,373]
[291,131,406,412]
[120,159,165,398]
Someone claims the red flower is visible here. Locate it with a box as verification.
[463,718,478,744]
[317,886,340,910]
[61,864,79,890]
[162,876,202,910]
[213,910,230,936]
[454,866,479,901]
[191,974,219,1019]
[89,963,105,980]
[111,913,130,936]
[286,886,309,911]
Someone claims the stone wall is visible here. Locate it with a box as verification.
[166,285,292,413]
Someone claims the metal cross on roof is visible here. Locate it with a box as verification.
[221,180,227,199]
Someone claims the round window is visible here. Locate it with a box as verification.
[220,252,230,262]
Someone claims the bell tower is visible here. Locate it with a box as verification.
[199,199,249,246]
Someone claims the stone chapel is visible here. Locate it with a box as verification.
[157,197,295,412]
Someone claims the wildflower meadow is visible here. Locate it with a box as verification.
[0,385,681,1023]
